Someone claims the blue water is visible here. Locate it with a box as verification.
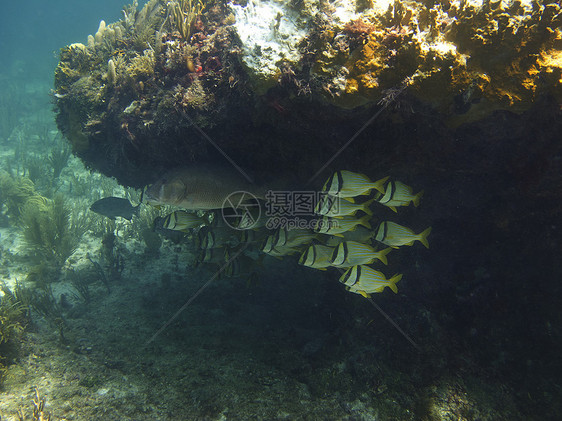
[0,1,135,83]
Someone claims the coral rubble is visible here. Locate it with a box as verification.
[53,0,562,186]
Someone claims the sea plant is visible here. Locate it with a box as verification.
[20,193,83,268]
[167,0,204,41]
[0,284,27,384]
[22,155,46,186]
[48,145,71,181]
[0,286,26,347]
[16,386,52,421]
[28,283,67,343]
[0,170,38,220]
[69,269,92,305]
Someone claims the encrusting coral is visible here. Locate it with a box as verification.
[53,0,562,187]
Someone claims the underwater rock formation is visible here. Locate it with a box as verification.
[53,0,562,186]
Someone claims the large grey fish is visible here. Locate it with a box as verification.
[145,166,264,211]
[90,197,140,220]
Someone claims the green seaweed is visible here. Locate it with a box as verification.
[0,170,38,220]
[69,270,92,305]
[167,0,204,41]
[27,283,67,345]
[0,284,27,384]
[20,194,82,268]
[48,145,71,181]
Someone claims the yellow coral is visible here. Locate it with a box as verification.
[128,50,155,79]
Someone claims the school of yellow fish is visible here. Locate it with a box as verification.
[148,169,431,299]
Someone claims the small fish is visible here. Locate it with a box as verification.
[198,227,240,249]
[145,165,264,211]
[375,221,431,248]
[314,215,371,236]
[223,252,257,278]
[315,195,374,217]
[152,216,188,242]
[261,234,300,258]
[322,171,388,200]
[224,256,241,278]
[236,228,268,246]
[195,247,226,267]
[375,181,423,212]
[275,228,319,248]
[323,226,377,247]
[339,265,402,297]
[298,244,336,270]
[90,197,140,220]
[330,241,392,267]
[162,210,208,232]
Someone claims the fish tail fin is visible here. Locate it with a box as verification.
[359,215,372,230]
[413,190,424,207]
[388,273,402,293]
[372,176,389,194]
[362,198,375,216]
[419,227,432,248]
[378,247,393,265]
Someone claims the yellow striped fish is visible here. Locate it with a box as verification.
[330,241,392,267]
[275,228,319,248]
[298,244,336,270]
[261,234,300,258]
[323,226,378,246]
[198,227,240,249]
[375,221,431,248]
[314,215,371,236]
[322,171,389,200]
[339,265,402,297]
[315,195,374,217]
[375,181,423,212]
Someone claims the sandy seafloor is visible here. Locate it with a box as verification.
[0,78,551,420]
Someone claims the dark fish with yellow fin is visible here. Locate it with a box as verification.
[314,215,371,236]
[330,241,392,267]
[298,244,336,270]
[145,165,264,211]
[375,221,431,248]
[161,210,209,232]
[375,181,423,212]
[339,265,402,297]
[322,171,388,200]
